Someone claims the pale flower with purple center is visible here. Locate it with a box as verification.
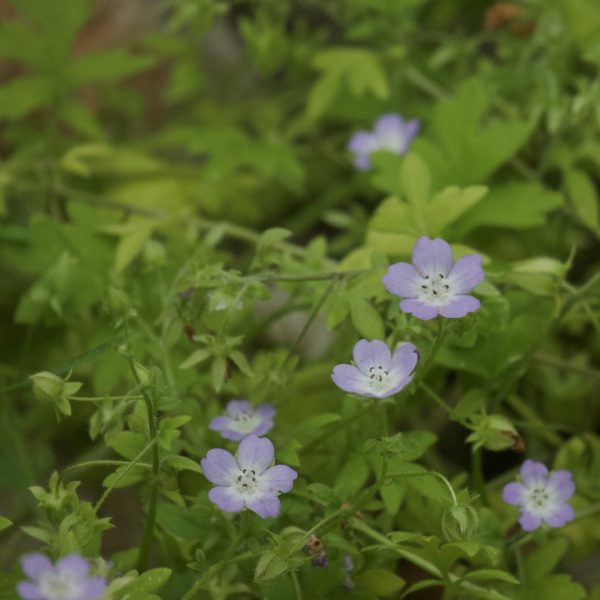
[348,113,419,171]
[331,339,418,399]
[209,400,275,441]
[382,236,484,320]
[502,460,575,531]
[201,434,297,519]
[17,553,106,600]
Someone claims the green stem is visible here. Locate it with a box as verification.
[281,277,338,370]
[256,269,366,283]
[383,470,458,505]
[418,382,453,415]
[533,354,600,380]
[559,271,600,320]
[63,460,151,475]
[182,512,251,599]
[94,436,158,512]
[69,395,143,402]
[506,395,563,448]
[574,502,600,521]
[471,448,488,505]
[123,320,160,572]
[291,571,303,600]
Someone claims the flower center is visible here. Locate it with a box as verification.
[367,365,390,385]
[419,273,452,303]
[38,571,82,600]
[236,468,259,494]
[232,410,261,433]
[375,130,403,153]
[525,486,554,515]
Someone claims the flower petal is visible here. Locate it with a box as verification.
[56,554,89,578]
[201,449,239,485]
[412,237,453,277]
[382,262,422,298]
[548,470,575,502]
[439,295,480,318]
[16,582,43,600]
[352,339,391,372]
[261,465,298,494]
[252,420,275,437]
[403,119,420,143]
[245,494,281,519]
[237,435,274,474]
[378,375,413,398]
[226,400,252,417]
[216,428,247,441]
[82,578,107,600]
[544,503,574,528]
[208,486,244,513]
[399,298,439,320]
[519,510,542,531]
[20,554,51,580]
[448,254,484,294]
[331,364,373,397]
[374,113,404,136]
[208,416,232,433]
[391,343,418,377]
[502,482,525,506]
[520,460,548,487]
[255,404,276,420]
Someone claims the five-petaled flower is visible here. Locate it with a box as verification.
[201,434,297,519]
[331,339,418,399]
[348,113,419,171]
[502,460,575,531]
[209,400,275,441]
[17,553,106,600]
[382,236,484,320]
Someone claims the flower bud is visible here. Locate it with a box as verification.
[105,286,131,318]
[441,503,479,541]
[466,414,523,452]
[30,372,64,403]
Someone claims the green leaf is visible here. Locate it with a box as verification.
[229,350,254,376]
[0,516,11,532]
[68,50,154,85]
[355,569,405,597]
[524,538,568,580]
[114,568,171,599]
[453,182,562,235]
[179,349,211,369]
[105,431,147,460]
[335,453,370,496]
[564,167,599,233]
[349,296,385,340]
[254,551,293,583]
[518,575,586,600]
[0,76,52,120]
[463,569,519,584]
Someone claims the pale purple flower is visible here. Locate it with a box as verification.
[343,554,355,590]
[201,434,297,519]
[382,236,484,320]
[331,339,418,399]
[209,400,275,441]
[17,553,106,600]
[502,460,575,531]
[348,113,419,171]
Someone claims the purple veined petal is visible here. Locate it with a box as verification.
[16,582,43,600]
[255,403,276,419]
[379,375,413,398]
[20,554,52,580]
[226,400,252,417]
[544,503,575,528]
[391,343,418,376]
[548,470,575,502]
[519,510,542,531]
[245,494,281,519]
[373,113,404,136]
[382,262,422,298]
[82,577,107,600]
[502,482,526,506]
[348,131,375,155]
[352,339,391,373]
[208,416,232,432]
[439,295,480,318]
[56,554,90,578]
[237,435,274,474]
[448,254,484,294]
[261,464,298,494]
[399,298,439,320]
[201,449,239,485]
[412,237,453,277]
[520,460,548,487]
[208,486,245,513]
[252,420,275,437]
[331,364,372,396]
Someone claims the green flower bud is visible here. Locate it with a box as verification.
[30,372,65,403]
[441,503,479,541]
[105,286,131,318]
[466,414,523,452]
